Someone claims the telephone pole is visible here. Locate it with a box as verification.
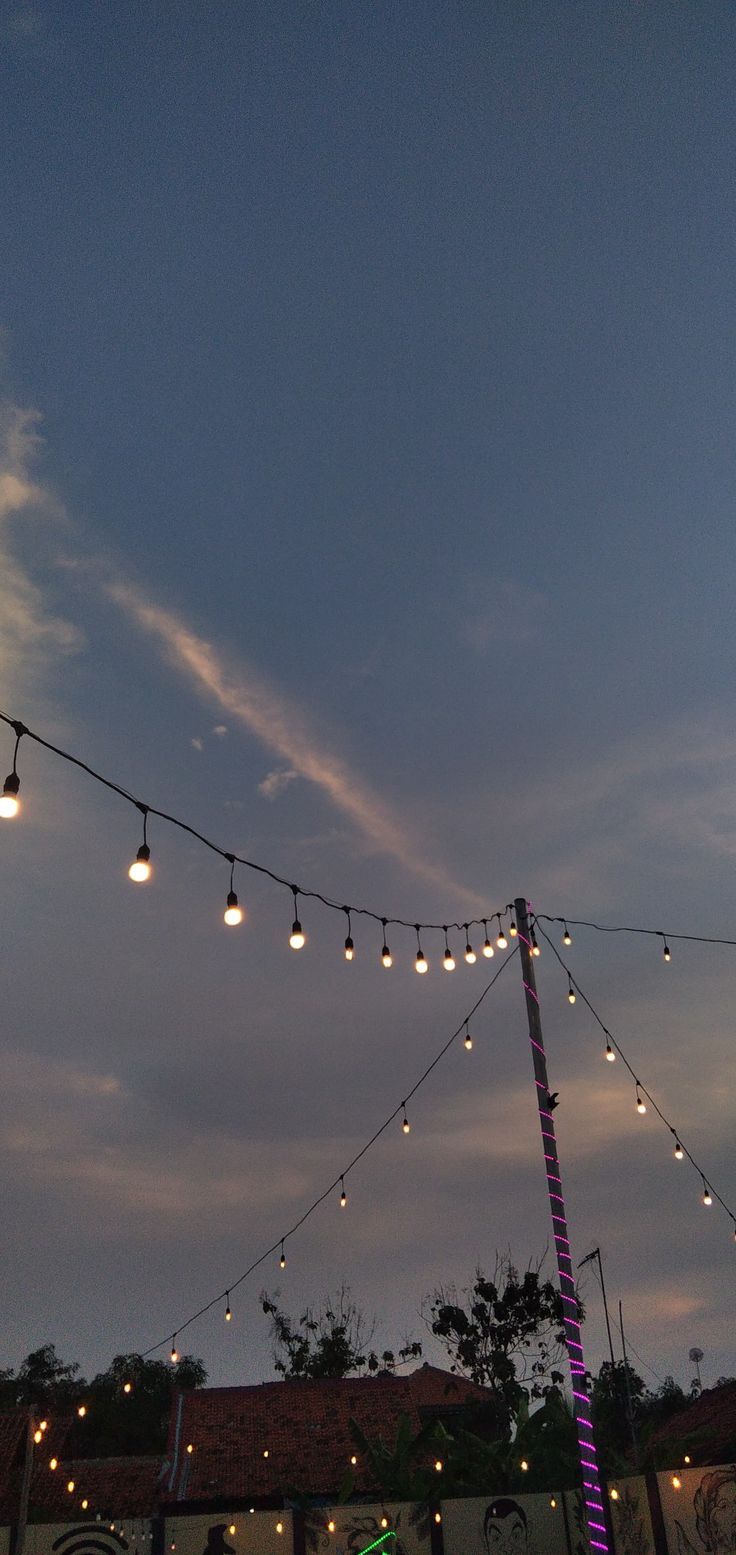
[579,1247,616,1371]
[515,897,609,1554]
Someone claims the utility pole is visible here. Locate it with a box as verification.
[515,897,609,1555]
[618,1301,640,1468]
[579,1247,617,1371]
[14,1409,35,1555]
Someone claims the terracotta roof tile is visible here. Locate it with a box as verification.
[649,1381,736,1464]
[163,1365,491,1504]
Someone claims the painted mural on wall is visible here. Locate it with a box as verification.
[24,1523,150,1555]
[607,1477,655,1555]
[305,1503,429,1555]
[658,1466,736,1554]
[164,1512,292,1555]
[441,1492,568,1555]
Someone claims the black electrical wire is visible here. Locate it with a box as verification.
[533,920,735,1227]
[537,912,736,951]
[138,948,517,1357]
[0,709,509,937]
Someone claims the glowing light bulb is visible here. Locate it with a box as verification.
[509,918,517,937]
[224,891,243,926]
[610,1488,619,1501]
[350,1455,357,1466]
[434,1459,443,1473]
[290,920,305,949]
[464,1025,473,1050]
[34,1430,42,1444]
[344,937,354,961]
[78,1405,87,1417]
[684,1455,691,1465]
[663,942,671,962]
[562,924,572,945]
[531,935,540,957]
[0,773,20,818]
[340,1179,347,1207]
[434,1513,442,1524]
[82,1500,88,1511]
[225,1293,232,1320]
[482,927,494,958]
[328,1522,336,1533]
[67,1481,75,1493]
[674,1140,684,1160]
[123,1382,132,1394]
[636,1088,647,1114]
[228,1528,236,1537]
[415,951,428,973]
[520,1459,528,1472]
[381,943,393,968]
[567,982,576,1004]
[170,1339,179,1363]
[703,1183,712,1206]
[39,1421,48,1431]
[263,1449,269,1458]
[464,939,476,965]
[186,1443,193,1454]
[280,1244,286,1268]
[380,1519,388,1530]
[402,1108,410,1134]
[49,1459,58,1471]
[443,949,455,971]
[605,1042,616,1062]
[496,920,507,950]
[672,1476,681,1490]
[550,1498,557,1509]
[128,844,151,882]
[275,1521,283,1535]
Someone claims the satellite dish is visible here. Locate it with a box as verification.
[689,1348,704,1363]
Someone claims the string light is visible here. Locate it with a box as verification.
[225,1293,232,1321]
[567,979,576,1005]
[661,935,671,962]
[340,1177,347,1208]
[684,1456,691,1465]
[33,1430,42,1444]
[128,803,152,882]
[610,1489,619,1502]
[434,1513,442,1525]
[119,953,519,1362]
[39,1421,47,1431]
[605,1039,616,1062]
[0,721,23,818]
[481,921,494,958]
[672,1476,682,1490]
[228,1528,236,1537]
[531,930,540,957]
[535,920,736,1240]
[279,1240,286,1269]
[67,1481,75,1493]
[464,1021,473,1050]
[562,923,572,946]
[550,1499,557,1510]
[350,1455,357,1466]
[343,907,355,962]
[170,1337,179,1363]
[82,1500,88,1511]
[520,1459,529,1472]
[463,925,476,964]
[275,1523,283,1536]
[380,921,392,968]
[123,1382,132,1394]
[186,1443,194,1455]
[442,928,455,971]
[223,858,244,926]
[496,914,508,950]
[49,1459,58,1471]
[538,910,736,953]
[77,1404,87,1417]
[289,888,305,950]
[434,1460,443,1473]
[509,916,517,938]
[414,926,428,974]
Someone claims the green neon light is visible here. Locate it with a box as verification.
[357,1534,396,1555]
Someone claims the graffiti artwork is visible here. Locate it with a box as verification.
[305,1505,427,1555]
[441,1492,569,1555]
[659,1466,736,1554]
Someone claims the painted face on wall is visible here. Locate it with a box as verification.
[483,1500,529,1555]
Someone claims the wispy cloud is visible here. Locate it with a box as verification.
[259,767,299,801]
[104,576,486,908]
[0,403,81,702]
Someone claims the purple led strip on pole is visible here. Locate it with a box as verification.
[514,897,610,1554]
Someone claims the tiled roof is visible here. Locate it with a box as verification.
[28,1456,164,1520]
[163,1364,492,1504]
[649,1381,736,1464]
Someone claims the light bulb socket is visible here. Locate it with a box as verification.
[136,844,150,864]
[226,890,238,909]
[3,772,20,797]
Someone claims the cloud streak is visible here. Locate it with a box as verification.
[105,575,486,908]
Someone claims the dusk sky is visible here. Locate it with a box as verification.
[1,1,734,1395]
